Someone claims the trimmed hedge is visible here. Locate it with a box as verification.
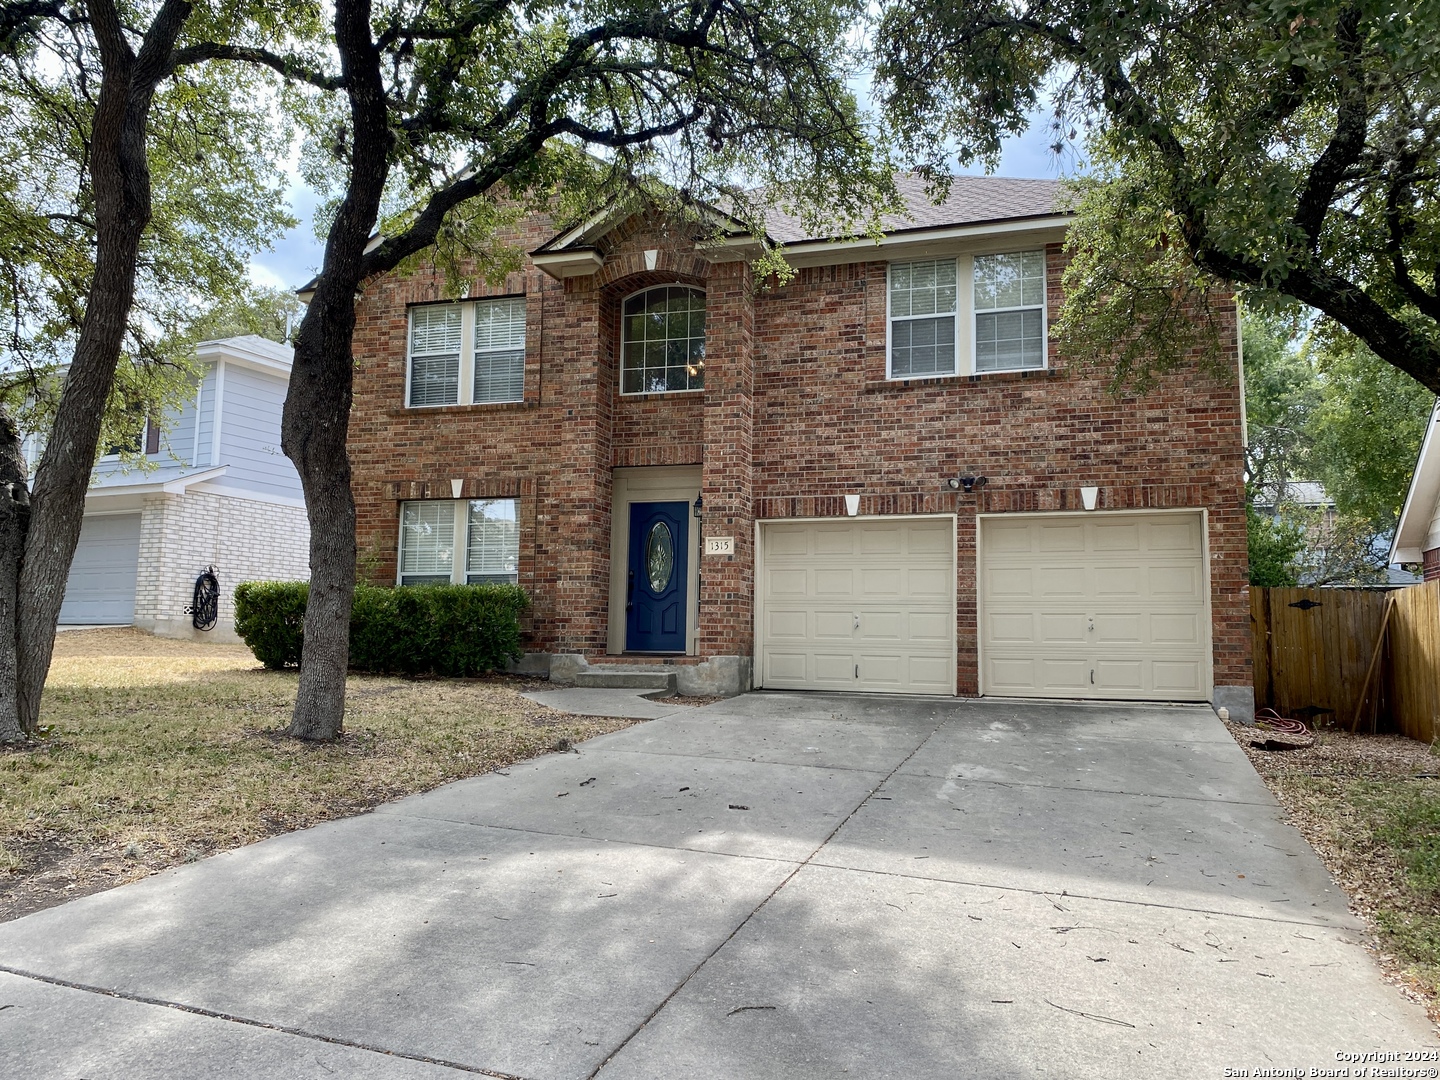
[233,581,530,676]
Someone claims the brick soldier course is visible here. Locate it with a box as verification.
[346,177,1251,704]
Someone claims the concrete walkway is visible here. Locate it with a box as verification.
[1,693,1434,1078]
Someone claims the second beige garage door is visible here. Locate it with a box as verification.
[759,517,956,695]
[979,511,1210,701]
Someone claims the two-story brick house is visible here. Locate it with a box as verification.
[345,176,1252,714]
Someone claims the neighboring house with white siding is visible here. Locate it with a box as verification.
[1393,399,1440,582]
[48,335,311,640]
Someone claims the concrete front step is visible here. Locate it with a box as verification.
[571,665,677,692]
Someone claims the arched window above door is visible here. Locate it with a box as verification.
[621,285,705,394]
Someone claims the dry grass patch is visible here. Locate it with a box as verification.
[1228,721,1440,1021]
[0,628,637,921]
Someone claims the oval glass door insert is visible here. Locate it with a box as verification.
[646,521,674,592]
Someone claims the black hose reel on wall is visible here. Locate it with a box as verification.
[187,565,219,632]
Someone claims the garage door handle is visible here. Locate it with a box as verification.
[1090,669,1095,684]
[853,614,860,629]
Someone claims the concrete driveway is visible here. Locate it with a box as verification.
[1,693,1434,1078]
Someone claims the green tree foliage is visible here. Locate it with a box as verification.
[1240,314,1434,584]
[0,5,297,462]
[1243,313,1321,505]
[874,0,1440,395]
[178,285,306,346]
[1306,334,1436,525]
[1247,505,1306,587]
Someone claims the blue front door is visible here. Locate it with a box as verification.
[626,501,688,652]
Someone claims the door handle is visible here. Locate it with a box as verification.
[853,613,860,630]
[626,569,634,611]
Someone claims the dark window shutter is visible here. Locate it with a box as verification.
[144,417,160,455]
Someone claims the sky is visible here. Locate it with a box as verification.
[245,122,1084,293]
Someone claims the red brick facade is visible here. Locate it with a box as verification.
[347,209,1251,699]
[1424,547,1440,582]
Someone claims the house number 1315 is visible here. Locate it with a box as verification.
[704,536,735,555]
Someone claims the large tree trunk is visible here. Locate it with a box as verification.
[0,408,27,745]
[9,0,191,734]
[282,0,392,741]
[282,301,359,740]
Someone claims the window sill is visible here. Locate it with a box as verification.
[617,388,706,400]
[864,368,1058,393]
[392,400,537,417]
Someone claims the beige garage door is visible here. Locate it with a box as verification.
[759,517,955,695]
[979,512,1210,701]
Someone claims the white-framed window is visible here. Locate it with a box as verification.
[888,258,958,378]
[886,250,1048,379]
[407,297,526,407]
[973,250,1046,372]
[621,285,706,394]
[398,499,519,586]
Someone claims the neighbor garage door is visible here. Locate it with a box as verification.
[59,513,142,625]
[979,511,1209,701]
[759,517,955,695]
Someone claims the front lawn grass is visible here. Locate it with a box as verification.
[0,628,635,921]
[1230,722,1440,1019]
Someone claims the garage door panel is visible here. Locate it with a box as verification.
[1151,612,1204,645]
[766,652,809,682]
[1035,567,1089,598]
[907,523,952,554]
[987,612,1035,644]
[980,512,1209,702]
[908,611,954,643]
[1038,613,1087,644]
[1149,564,1203,598]
[1094,566,1143,597]
[1153,661,1204,694]
[1037,523,1085,552]
[907,655,956,691]
[815,527,855,555]
[859,526,903,555]
[1150,518,1201,550]
[766,526,810,556]
[766,609,809,639]
[985,566,1033,598]
[1092,613,1142,644]
[860,567,901,595]
[859,654,903,683]
[1095,660,1144,691]
[987,657,1037,691]
[906,567,952,597]
[814,568,854,596]
[814,652,856,681]
[767,568,809,596]
[985,521,1033,554]
[1037,658,1090,691]
[1094,522,1141,551]
[857,611,901,639]
[760,517,955,695]
[813,609,856,639]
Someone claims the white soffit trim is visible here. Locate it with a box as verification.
[196,335,294,376]
[777,216,1072,268]
[1392,398,1440,562]
[531,249,606,280]
[84,465,231,501]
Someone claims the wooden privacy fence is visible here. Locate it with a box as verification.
[1251,580,1440,742]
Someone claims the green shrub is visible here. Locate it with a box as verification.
[233,581,309,669]
[234,581,529,677]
